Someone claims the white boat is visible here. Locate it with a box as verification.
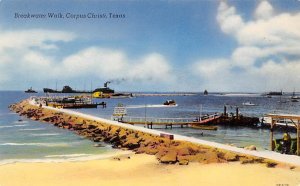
[291,90,300,101]
[260,116,296,127]
[242,102,257,106]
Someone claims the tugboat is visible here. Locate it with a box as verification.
[163,100,176,106]
[92,81,115,94]
[25,87,37,93]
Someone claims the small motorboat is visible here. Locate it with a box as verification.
[242,102,257,106]
[163,100,176,106]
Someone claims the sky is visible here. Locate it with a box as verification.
[0,0,300,92]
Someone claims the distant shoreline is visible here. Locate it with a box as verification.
[133,93,197,96]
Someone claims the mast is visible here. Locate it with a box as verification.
[199,104,202,121]
[293,88,296,97]
[90,80,93,92]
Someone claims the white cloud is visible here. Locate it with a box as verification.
[60,47,127,78]
[192,59,230,78]
[192,1,300,92]
[191,59,233,91]
[59,48,175,85]
[0,29,76,52]
[237,13,300,47]
[254,1,274,20]
[216,1,244,35]
[0,29,75,87]
[0,28,175,90]
[129,53,174,82]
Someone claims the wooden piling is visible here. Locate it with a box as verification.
[270,119,275,151]
[297,120,300,156]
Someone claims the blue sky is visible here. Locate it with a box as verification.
[0,0,300,92]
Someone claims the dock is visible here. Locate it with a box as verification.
[31,96,107,109]
[112,114,221,130]
[47,101,107,109]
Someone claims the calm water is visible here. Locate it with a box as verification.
[0,91,115,164]
[0,91,299,163]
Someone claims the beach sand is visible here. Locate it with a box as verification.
[0,154,299,186]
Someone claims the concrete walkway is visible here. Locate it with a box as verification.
[37,103,300,166]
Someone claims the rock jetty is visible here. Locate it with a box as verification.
[9,100,278,166]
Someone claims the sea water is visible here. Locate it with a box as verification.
[0,91,115,164]
[0,91,298,163]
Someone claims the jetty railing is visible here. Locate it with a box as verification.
[122,116,196,124]
[111,113,221,125]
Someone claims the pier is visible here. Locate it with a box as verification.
[31,96,107,109]
[112,114,221,129]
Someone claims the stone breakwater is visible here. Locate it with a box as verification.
[9,100,279,166]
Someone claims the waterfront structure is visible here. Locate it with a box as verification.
[265,113,300,156]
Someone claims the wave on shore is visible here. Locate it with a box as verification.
[14,124,28,127]
[0,126,13,129]
[30,133,60,136]
[0,150,132,166]
[45,153,93,158]
[19,128,45,131]
[0,142,69,147]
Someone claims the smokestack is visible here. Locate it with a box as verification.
[104,81,111,88]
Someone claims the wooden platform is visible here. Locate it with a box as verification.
[117,115,220,130]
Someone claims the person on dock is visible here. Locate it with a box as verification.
[281,131,291,154]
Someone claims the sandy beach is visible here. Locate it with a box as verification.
[0,153,299,186]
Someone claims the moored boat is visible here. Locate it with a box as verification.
[39,96,106,109]
[204,89,208,95]
[242,102,257,106]
[260,116,295,127]
[25,87,37,93]
[291,90,299,102]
